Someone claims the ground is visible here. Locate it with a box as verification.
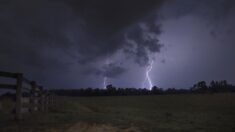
[0,93,235,132]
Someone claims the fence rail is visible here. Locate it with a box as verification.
[0,71,54,120]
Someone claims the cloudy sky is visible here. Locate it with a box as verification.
[0,0,235,89]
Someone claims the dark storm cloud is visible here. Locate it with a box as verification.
[160,0,235,40]
[124,19,162,66]
[161,0,235,32]
[0,0,165,88]
[161,0,235,19]
[63,0,164,65]
[63,0,163,36]
[0,0,164,73]
[166,0,235,45]
[0,0,74,72]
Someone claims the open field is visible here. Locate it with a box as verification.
[1,93,235,132]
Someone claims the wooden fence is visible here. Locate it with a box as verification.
[0,71,54,120]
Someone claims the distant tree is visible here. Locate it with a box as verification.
[191,81,208,93]
[218,80,229,92]
[221,80,228,89]
[198,81,207,90]
[151,86,162,94]
[106,84,116,95]
[209,80,216,92]
[49,79,235,96]
[210,80,215,88]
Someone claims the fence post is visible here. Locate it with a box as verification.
[48,94,53,111]
[51,94,54,110]
[15,73,23,120]
[39,87,45,112]
[42,93,45,112]
[44,91,49,112]
[30,81,37,113]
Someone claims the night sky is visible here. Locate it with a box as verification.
[0,0,235,89]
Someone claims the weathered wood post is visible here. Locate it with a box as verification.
[52,94,55,110]
[15,73,23,120]
[48,94,53,111]
[45,91,49,112]
[30,81,37,113]
[49,94,54,111]
[42,93,46,112]
[39,87,45,112]
[53,95,56,109]
[47,94,52,111]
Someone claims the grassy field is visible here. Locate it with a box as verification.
[0,93,235,132]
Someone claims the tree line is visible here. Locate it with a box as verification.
[50,80,235,96]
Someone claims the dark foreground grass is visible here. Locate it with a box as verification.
[1,93,235,132]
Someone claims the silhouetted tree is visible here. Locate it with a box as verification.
[191,81,208,93]
[49,80,235,96]
[151,86,163,94]
[106,84,116,95]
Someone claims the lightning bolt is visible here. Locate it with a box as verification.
[142,60,154,90]
[103,76,107,89]
[103,58,110,89]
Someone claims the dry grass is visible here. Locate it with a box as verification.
[65,122,140,132]
[0,93,235,132]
